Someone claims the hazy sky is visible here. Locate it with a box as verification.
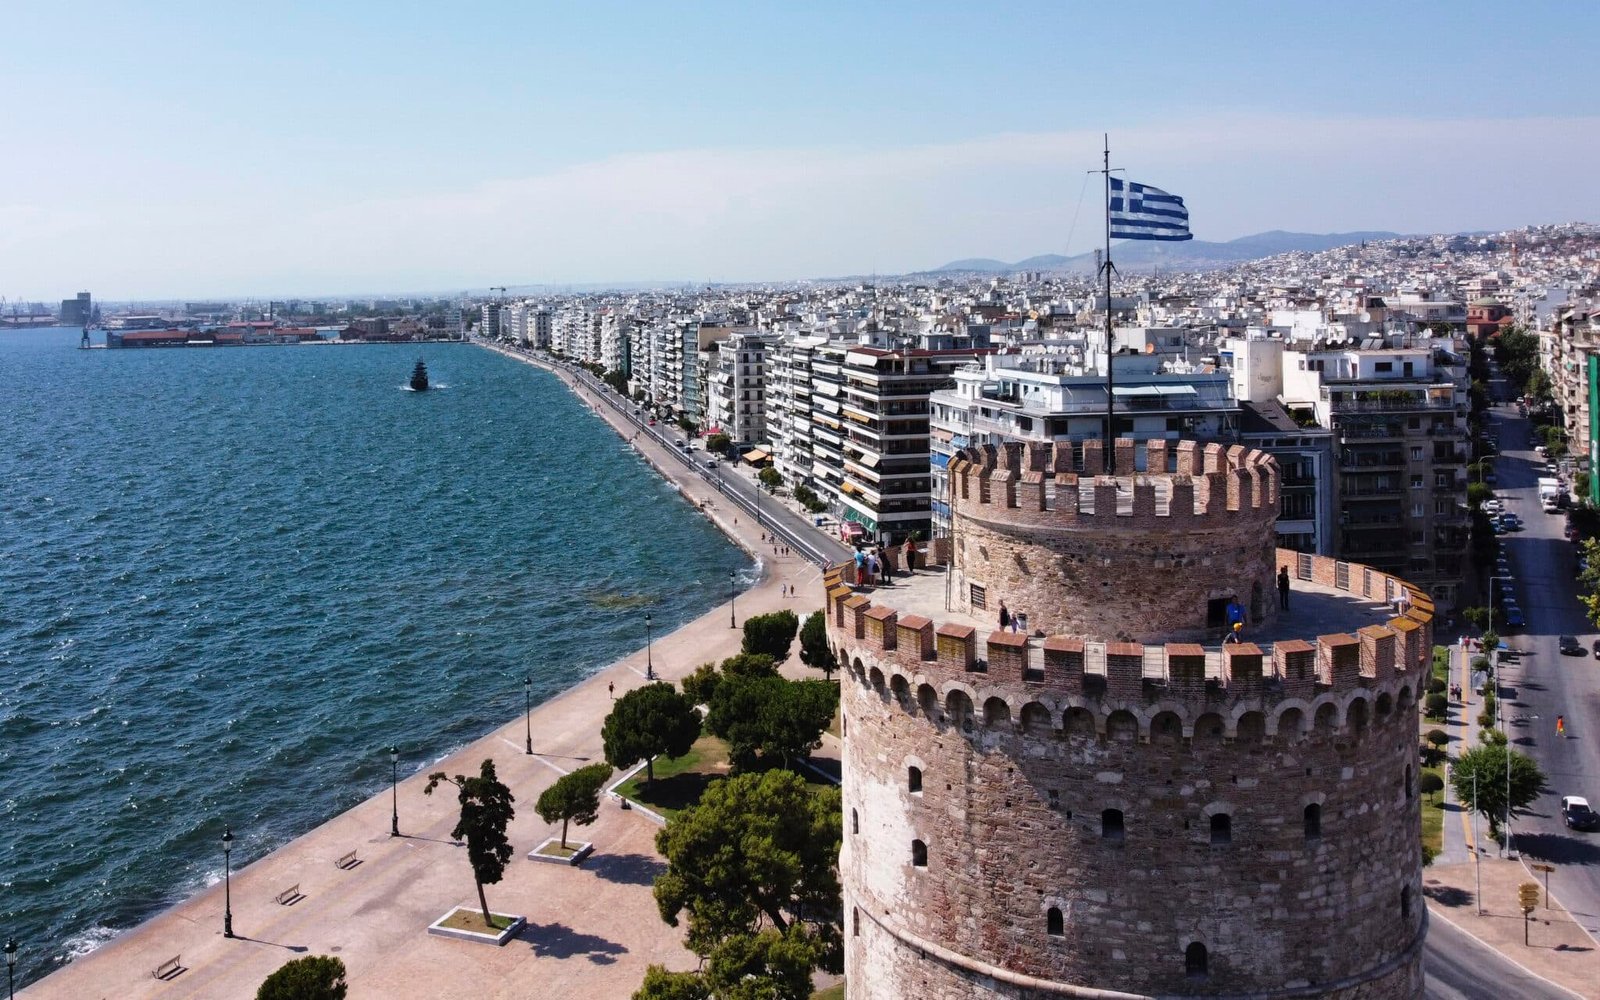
[3,1,1597,300]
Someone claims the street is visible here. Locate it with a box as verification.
[1480,395,1600,943]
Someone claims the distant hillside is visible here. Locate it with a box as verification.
[932,230,1402,275]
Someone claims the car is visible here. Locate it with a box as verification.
[647,418,657,426]
[705,459,720,469]
[1562,796,1600,831]
[1483,499,1505,514]
[1591,637,1600,656]
[1503,608,1526,629]
[1559,635,1585,655]
[1484,472,1498,484]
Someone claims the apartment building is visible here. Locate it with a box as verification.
[928,351,1238,536]
[767,335,829,485]
[705,329,776,446]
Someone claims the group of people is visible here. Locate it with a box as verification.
[854,546,891,587]
[997,602,1030,635]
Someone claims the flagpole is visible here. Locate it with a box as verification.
[1102,133,1115,473]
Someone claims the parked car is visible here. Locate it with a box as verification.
[1591,637,1600,657]
[1562,796,1599,831]
[1559,635,1585,656]
[1503,607,1526,629]
[1483,499,1504,514]
[705,459,720,469]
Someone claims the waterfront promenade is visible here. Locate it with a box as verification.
[22,345,831,999]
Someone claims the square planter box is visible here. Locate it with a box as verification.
[528,837,594,866]
[427,906,526,946]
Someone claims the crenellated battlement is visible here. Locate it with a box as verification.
[950,439,1280,528]
[825,549,1433,737]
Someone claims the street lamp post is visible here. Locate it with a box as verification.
[523,675,533,755]
[221,827,235,939]
[388,746,400,837]
[6,936,16,1000]
[645,613,654,680]
[729,570,737,629]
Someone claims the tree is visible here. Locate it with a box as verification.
[1450,743,1548,838]
[681,662,721,706]
[633,966,712,1000]
[535,763,612,848]
[1419,772,1445,803]
[798,611,838,681]
[424,760,515,926]
[721,652,778,679]
[742,610,799,663]
[654,769,843,973]
[1578,538,1600,627]
[1467,482,1493,508]
[705,432,731,454]
[1462,606,1489,632]
[602,682,701,784]
[707,674,837,771]
[257,956,348,1000]
[758,466,782,492]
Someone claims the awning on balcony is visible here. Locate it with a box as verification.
[742,449,770,463]
[1111,384,1197,396]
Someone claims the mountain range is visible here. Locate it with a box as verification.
[931,230,1402,275]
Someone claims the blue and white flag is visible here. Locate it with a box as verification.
[1109,177,1192,241]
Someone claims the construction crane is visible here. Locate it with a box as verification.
[490,286,507,301]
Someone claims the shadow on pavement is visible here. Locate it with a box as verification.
[585,851,666,887]
[1423,883,1474,908]
[519,920,629,964]
[1515,832,1600,864]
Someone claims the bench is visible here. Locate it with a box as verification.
[333,850,361,870]
[273,883,304,906]
[152,955,184,981]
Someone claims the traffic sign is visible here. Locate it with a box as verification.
[1530,863,1554,873]
[1518,881,1540,913]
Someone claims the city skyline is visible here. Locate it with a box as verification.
[3,1,1598,300]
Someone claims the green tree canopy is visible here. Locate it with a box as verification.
[424,759,515,925]
[602,682,702,783]
[681,662,721,706]
[798,610,838,680]
[535,762,612,848]
[741,611,799,663]
[707,674,837,772]
[1450,743,1547,837]
[654,769,843,970]
[705,432,731,454]
[257,955,348,1000]
[633,966,712,1000]
[758,466,782,492]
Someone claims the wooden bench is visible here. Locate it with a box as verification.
[152,955,183,981]
[273,883,303,906]
[333,850,361,870]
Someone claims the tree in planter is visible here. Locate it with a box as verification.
[742,610,799,663]
[798,611,838,681]
[1423,692,1448,719]
[423,759,515,926]
[535,762,612,850]
[257,955,348,1000]
[602,682,701,784]
[652,769,843,989]
[1451,743,1547,838]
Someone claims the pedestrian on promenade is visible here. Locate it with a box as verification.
[1278,566,1291,610]
[999,602,1011,632]
[1557,715,1566,737]
[608,681,614,699]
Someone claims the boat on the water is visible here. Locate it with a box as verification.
[410,359,430,391]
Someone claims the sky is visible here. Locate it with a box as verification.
[2,0,1598,300]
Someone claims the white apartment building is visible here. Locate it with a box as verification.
[705,330,776,446]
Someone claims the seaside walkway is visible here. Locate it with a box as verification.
[21,346,832,999]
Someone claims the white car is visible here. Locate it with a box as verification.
[1483,499,1504,514]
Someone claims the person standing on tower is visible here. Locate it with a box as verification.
[999,602,1011,633]
[1278,566,1291,610]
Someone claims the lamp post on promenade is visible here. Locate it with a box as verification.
[6,936,17,1000]
[523,675,533,755]
[729,570,737,629]
[645,613,654,680]
[388,746,401,837]
[221,827,235,939]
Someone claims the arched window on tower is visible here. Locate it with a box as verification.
[1210,813,1232,845]
[1046,907,1064,937]
[911,839,928,868]
[1101,809,1124,842]
[1304,803,1322,840]
[851,808,859,835]
[908,766,923,794]
[1185,942,1209,979]
[1401,885,1412,921]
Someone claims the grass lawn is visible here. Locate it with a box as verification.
[1432,645,1450,684]
[438,908,519,933]
[811,984,845,1000]
[614,734,732,817]
[533,841,580,858]
[1421,764,1447,863]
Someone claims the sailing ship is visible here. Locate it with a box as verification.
[410,358,430,392]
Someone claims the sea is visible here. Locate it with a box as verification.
[0,327,750,985]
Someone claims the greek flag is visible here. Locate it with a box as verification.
[1109,177,1192,241]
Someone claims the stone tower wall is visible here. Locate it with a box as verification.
[948,439,1281,643]
[832,547,1431,1000]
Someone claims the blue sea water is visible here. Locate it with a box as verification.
[0,328,750,984]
